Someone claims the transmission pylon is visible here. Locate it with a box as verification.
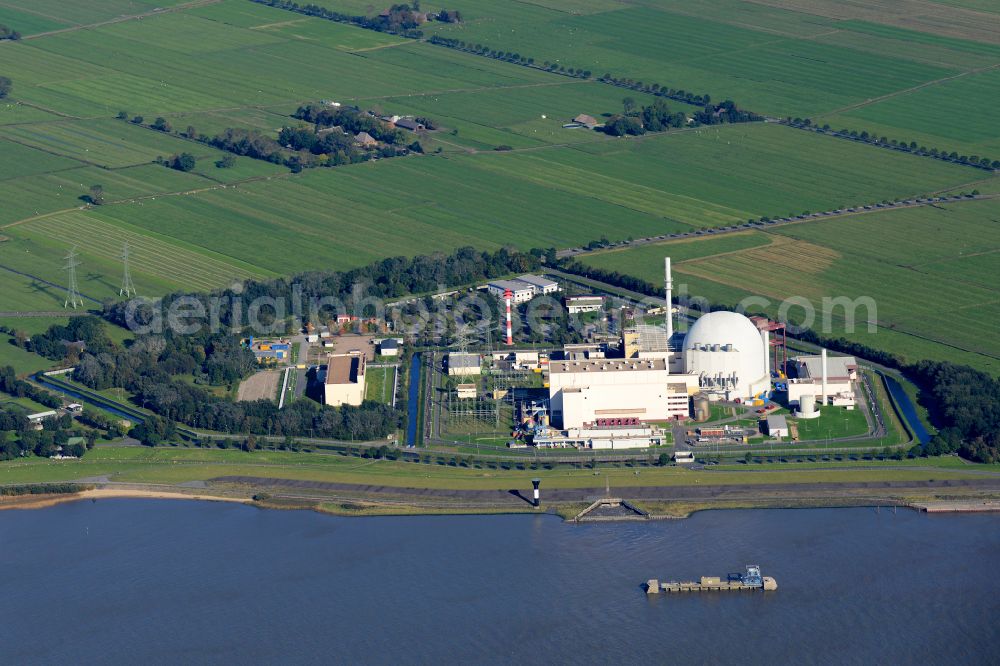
[63,246,83,309]
[119,241,137,297]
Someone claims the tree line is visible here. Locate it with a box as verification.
[783,118,998,172]
[0,24,21,40]
[555,257,1000,463]
[249,1,460,38]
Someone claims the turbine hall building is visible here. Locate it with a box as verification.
[548,358,690,429]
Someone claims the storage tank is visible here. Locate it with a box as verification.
[693,395,711,422]
[796,394,819,419]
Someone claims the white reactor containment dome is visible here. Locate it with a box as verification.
[683,311,769,400]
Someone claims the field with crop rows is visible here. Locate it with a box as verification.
[581,198,1000,372]
[416,0,1000,153]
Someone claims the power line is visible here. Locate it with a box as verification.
[62,246,83,309]
[120,241,136,297]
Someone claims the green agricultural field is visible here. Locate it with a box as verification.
[0,101,62,126]
[422,0,957,116]
[399,0,1000,153]
[0,138,81,180]
[5,209,275,297]
[365,81,684,149]
[2,122,976,299]
[0,118,223,168]
[581,198,1000,373]
[0,163,211,226]
[824,67,1000,159]
[0,268,90,313]
[0,13,554,119]
[0,0,191,27]
[0,333,55,375]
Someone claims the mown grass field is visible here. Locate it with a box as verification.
[3,121,979,307]
[413,0,1000,154]
[0,333,55,375]
[581,198,1000,372]
[0,444,992,488]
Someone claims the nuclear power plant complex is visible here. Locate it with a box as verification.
[447,256,863,451]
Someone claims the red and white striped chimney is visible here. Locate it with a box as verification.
[504,288,513,346]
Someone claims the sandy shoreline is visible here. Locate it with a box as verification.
[0,489,250,511]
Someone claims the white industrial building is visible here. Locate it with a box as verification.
[765,414,789,438]
[486,274,559,303]
[548,358,689,428]
[787,350,857,409]
[377,338,400,356]
[533,422,665,449]
[565,295,604,314]
[515,274,559,295]
[324,353,366,407]
[447,352,482,376]
[487,279,535,304]
[683,311,771,402]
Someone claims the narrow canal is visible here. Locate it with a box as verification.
[405,352,422,446]
[883,374,930,445]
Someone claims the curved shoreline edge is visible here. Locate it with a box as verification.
[2,484,998,519]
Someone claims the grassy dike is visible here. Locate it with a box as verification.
[1,447,998,521]
[0,446,995,489]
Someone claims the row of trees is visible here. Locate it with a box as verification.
[554,258,999,463]
[249,1,448,38]
[0,76,11,99]
[0,24,21,40]
[425,36,762,122]
[784,119,999,172]
[428,36,591,78]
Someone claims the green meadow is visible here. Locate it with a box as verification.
[413,0,1000,153]
[581,199,1000,372]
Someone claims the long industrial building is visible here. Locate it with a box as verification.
[548,358,690,428]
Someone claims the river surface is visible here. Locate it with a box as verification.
[2,501,997,665]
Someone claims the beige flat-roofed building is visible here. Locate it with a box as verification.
[549,358,676,429]
[324,353,366,406]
